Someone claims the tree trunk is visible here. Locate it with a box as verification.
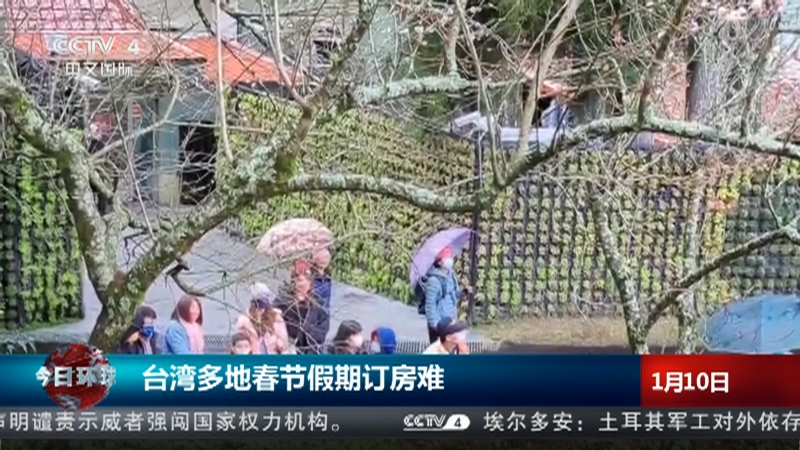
[88,272,150,352]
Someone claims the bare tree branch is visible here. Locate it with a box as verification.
[444,9,460,76]
[646,216,800,331]
[516,0,582,157]
[454,0,501,186]
[739,18,780,136]
[588,185,647,354]
[636,0,691,123]
[166,260,208,297]
[349,76,517,107]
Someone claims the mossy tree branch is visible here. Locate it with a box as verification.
[587,186,647,354]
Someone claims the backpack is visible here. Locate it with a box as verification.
[415,274,445,315]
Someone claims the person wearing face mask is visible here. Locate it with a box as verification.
[275,260,330,354]
[326,320,366,354]
[423,246,460,344]
[117,306,159,354]
[230,333,253,354]
[369,327,397,354]
[423,317,470,354]
[235,285,290,354]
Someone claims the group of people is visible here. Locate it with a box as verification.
[117,245,471,355]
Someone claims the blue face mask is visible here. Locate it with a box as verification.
[140,325,155,338]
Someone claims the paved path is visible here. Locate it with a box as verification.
[31,228,483,343]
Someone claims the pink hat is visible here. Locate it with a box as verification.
[292,259,312,277]
[437,246,452,261]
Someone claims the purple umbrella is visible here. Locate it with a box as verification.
[409,227,473,289]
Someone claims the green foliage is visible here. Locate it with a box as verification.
[0,150,82,329]
[230,94,474,302]
[718,162,800,300]
[474,149,800,320]
[227,92,800,320]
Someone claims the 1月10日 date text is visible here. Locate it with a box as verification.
[651,372,730,394]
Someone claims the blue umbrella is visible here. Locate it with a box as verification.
[409,227,472,289]
[702,294,800,354]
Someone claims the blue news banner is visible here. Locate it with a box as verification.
[0,355,641,407]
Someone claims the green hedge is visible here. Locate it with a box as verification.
[228,98,800,320]
[230,94,474,301]
[471,149,800,320]
[0,153,83,329]
[471,149,721,319]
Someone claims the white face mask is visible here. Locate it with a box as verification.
[348,334,364,349]
[370,341,382,354]
[448,330,467,343]
[441,258,454,270]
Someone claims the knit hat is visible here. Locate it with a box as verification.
[250,283,273,308]
[436,246,452,261]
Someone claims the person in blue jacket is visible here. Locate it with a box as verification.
[311,248,332,310]
[423,246,460,344]
[163,295,205,354]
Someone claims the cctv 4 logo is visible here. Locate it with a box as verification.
[51,36,142,58]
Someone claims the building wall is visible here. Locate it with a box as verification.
[153,90,216,205]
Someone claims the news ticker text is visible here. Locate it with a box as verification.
[2,408,800,439]
[138,363,446,392]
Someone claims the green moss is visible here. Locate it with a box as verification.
[0,146,83,329]
[228,95,800,320]
[231,94,474,302]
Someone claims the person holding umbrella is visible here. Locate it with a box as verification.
[422,246,461,343]
[275,259,330,354]
[410,228,472,344]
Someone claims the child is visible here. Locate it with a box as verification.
[231,332,253,354]
[369,327,397,354]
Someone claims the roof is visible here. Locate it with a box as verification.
[5,0,201,61]
[180,36,299,85]
[4,0,147,31]
[13,32,202,61]
[131,0,237,38]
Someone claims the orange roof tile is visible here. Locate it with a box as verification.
[5,0,147,32]
[181,37,300,85]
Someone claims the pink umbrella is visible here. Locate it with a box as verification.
[256,218,333,259]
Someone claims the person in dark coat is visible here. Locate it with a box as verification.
[311,248,333,310]
[276,260,330,354]
[117,306,158,354]
[326,320,365,354]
